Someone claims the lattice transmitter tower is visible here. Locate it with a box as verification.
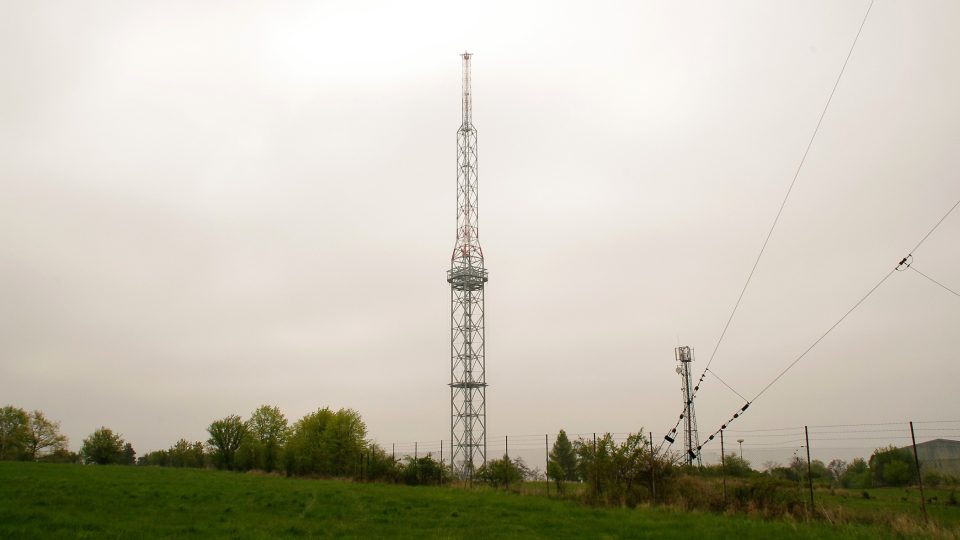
[447,52,488,480]
[675,346,702,467]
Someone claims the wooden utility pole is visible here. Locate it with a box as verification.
[720,430,727,505]
[649,432,656,503]
[545,434,550,497]
[909,421,928,522]
[804,426,814,517]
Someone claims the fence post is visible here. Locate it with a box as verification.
[545,434,550,497]
[804,426,814,517]
[505,435,510,490]
[649,431,656,503]
[720,429,727,506]
[593,433,598,498]
[392,443,395,461]
[415,441,419,484]
[909,421,928,522]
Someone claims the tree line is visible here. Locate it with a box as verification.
[2,402,448,483]
[141,404,452,485]
[0,406,72,463]
[6,402,953,498]
[1,405,138,465]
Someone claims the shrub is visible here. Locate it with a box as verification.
[923,470,943,489]
[398,454,449,486]
[574,432,675,507]
[729,477,804,517]
[841,458,872,489]
[475,455,530,488]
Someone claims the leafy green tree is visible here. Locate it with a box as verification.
[722,453,754,478]
[608,433,651,499]
[547,460,566,493]
[362,444,400,482]
[284,408,335,476]
[27,410,68,460]
[207,415,247,470]
[0,406,30,460]
[140,449,169,466]
[122,442,136,465]
[243,405,289,472]
[574,433,616,492]
[168,440,190,467]
[548,429,579,482]
[827,459,848,486]
[38,448,80,464]
[573,432,667,506]
[398,453,449,485]
[869,446,915,487]
[475,455,528,488]
[81,427,126,464]
[809,459,832,485]
[284,407,367,477]
[840,457,872,488]
[789,456,806,480]
[324,408,367,475]
[166,439,205,467]
[770,456,831,486]
[768,464,799,482]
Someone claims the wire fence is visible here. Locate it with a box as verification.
[376,419,960,480]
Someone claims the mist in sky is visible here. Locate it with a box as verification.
[1,1,958,465]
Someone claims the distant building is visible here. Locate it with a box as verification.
[903,439,960,477]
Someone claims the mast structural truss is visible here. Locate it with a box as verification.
[676,346,702,467]
[448,52,488,480]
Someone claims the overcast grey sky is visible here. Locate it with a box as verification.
[1,1,958,465]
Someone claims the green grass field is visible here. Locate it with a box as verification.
[816,485,960,527]
[0,462,948,538]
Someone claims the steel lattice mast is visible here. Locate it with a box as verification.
[447,52,488,480]
[676,346,702,467]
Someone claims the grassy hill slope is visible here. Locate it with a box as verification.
[0,462,917,538]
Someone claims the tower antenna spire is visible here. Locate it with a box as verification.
[448,51,488,481]
[461,52,472,127]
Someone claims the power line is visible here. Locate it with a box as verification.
[703,0,876,376]
[660,1,877,452]
[907,198,960,255]
[751,267,895,401]
[690,194,960,459]
[706,368,747,402]
[909,266,960,298]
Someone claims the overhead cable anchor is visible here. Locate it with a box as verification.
[896,254,913,271]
